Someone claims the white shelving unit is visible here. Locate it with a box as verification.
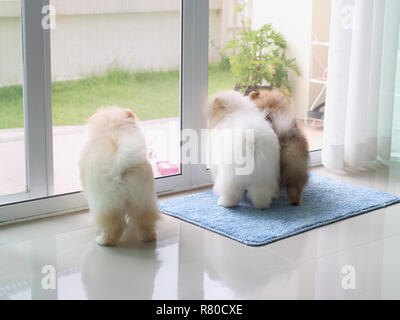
[305,39,329,127]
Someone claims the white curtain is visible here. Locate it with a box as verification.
[322,0,400,170]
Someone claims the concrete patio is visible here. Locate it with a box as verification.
[0,118,180,197]
[0,118,322,198]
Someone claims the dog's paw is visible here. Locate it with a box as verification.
[138,229,157,242]
[95,234,117,247]
[218,196,239,208]
[252,200,271,210]
[288,187,303,206]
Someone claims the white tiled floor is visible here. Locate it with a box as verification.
[0,163,399,300]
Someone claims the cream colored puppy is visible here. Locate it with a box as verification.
[79,107,159,246]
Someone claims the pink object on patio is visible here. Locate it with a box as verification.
[156,161,179,176]
[147,147,156,159]
[323,67,328,81]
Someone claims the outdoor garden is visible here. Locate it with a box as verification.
[0,20,299,129]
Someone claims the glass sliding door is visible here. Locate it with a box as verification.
[390,28,400,160]
[209,0,329,164]
[208,0,243,98]
[49,0,182,195]
[0,0,26,198]
[0,0,53,209]
[0,0,211,224]
[0,0,54,222]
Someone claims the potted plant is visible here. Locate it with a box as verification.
[222,23,300,96]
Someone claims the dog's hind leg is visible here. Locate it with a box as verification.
[134,207,159,241]
[214,180,243,208]
[94,209,127,246]
[213,168,244,208]
[287,185,303,206]
[247,183,276,210]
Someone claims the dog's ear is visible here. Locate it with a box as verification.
[124,109,136,120]
[213,98,225,112]
[249,91,260,100]
[88,114,96,124]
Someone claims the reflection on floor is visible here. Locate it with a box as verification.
[0,162,399,300]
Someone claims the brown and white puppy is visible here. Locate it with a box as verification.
[249,89,309,205]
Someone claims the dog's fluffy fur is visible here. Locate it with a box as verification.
[207,90,280,209]
[249,89,309,205]
[79,107,159,246]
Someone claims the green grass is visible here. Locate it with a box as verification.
[0,61,235,129]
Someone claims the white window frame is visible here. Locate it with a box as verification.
[0,0,212,225]
[0,0,53,207]
[0,0,320,225]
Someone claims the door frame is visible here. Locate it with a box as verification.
[0,0,321,226]
[0,0,213,225]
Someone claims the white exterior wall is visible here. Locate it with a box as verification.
[252,0,313,119]
[50,11,182,82]
[0,15,23,86]
[0,0,225,85]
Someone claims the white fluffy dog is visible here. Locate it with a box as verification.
[207,90,280,209]
[79,107,159,246]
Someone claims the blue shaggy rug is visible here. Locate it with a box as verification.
[159,174,400,246]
